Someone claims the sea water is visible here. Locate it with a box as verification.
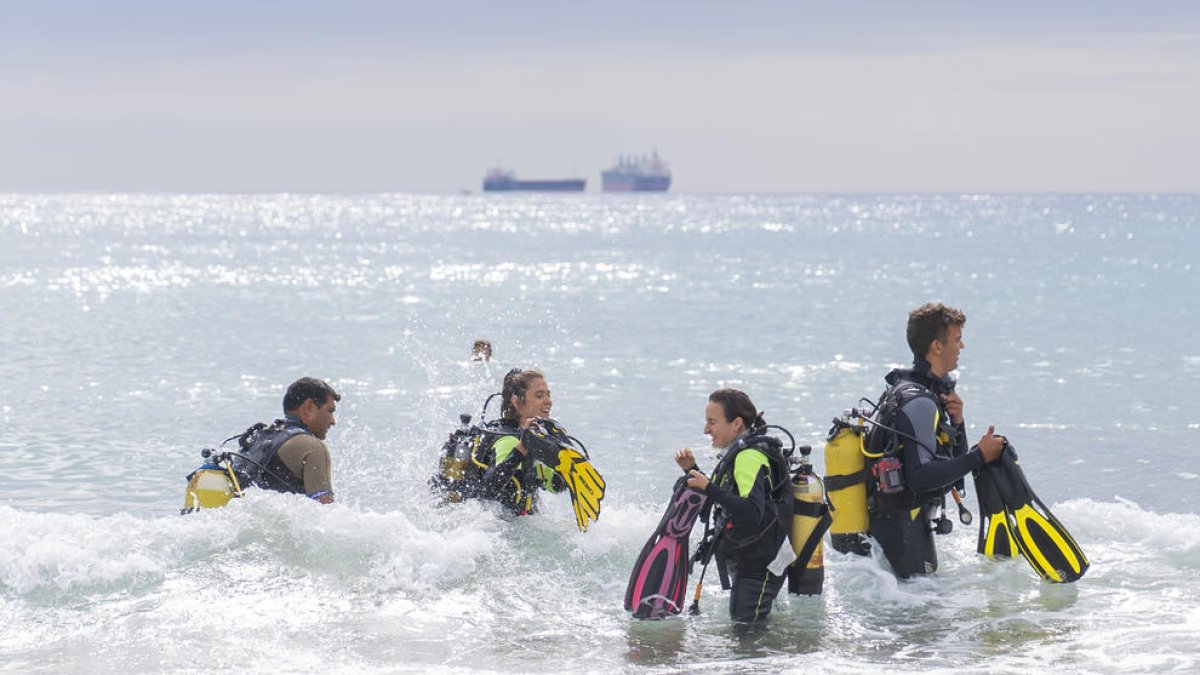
[0,193,1197,673]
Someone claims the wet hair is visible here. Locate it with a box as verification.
[283,377,341,413]
[708,388,765,431]
[500,369,545,421]
[472,339,492,360]
[907,303,967,361]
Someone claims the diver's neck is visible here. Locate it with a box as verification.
[719,430,750,452]
[920,355,948,380]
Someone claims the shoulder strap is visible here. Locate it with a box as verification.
[231,420,310,490]
[742,433,790,497]
[866,380,939,457]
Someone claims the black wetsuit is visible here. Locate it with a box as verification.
[704,437,789,622]
[868,360,985,577]
[473,420,563,515]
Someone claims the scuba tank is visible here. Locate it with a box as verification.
[823,411,872,555]
[430,391,510,503]
[431,414,475,503]
[181,448,243,514]
[182,427,305,514]
[787,444,831,595]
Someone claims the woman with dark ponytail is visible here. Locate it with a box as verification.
[473,368,567,515]
[675,388,790,623]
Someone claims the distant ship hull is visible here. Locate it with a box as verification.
[601,172,671,192]
[483,177,586,192]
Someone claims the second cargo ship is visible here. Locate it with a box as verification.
[601,150,671,192]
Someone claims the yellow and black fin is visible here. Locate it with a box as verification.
[975,444,1089,583]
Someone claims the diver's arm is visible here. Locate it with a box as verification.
[277,436,335,504]
[899,398,983,493]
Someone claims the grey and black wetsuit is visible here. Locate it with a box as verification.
[868,360,985,577]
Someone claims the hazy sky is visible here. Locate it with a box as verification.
[2,1,1198,193]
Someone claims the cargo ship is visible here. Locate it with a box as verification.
[601,150,671,192]
[482,167,585,192]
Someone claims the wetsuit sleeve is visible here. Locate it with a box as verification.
[276,435,333,498]
[492,435,520,465]
[898,397,982,494]
[477,435,524,500]
[703,450,771,534]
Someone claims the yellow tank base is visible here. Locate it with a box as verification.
[181,468,239,514]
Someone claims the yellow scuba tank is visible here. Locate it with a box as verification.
[787,444,831,595]
[430,414,481,504]
[438,453,468,502]
[823,413,872,555]
[181,449,243,514]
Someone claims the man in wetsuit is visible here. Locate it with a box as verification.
[868,303,1004,577]
[234,377,340,504]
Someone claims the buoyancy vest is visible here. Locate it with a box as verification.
[707,432,792,571]
[487,420,571,514]
[866,367,962,512]
[231,417,312,494]
[431,417,524,501]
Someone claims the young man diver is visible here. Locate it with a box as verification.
[232,377,341,504]
[675,389,791,623]
[868,303,1003,577]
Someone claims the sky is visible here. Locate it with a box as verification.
[1,1,1198,193]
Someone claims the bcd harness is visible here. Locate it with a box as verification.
[865,380,961,510]
[181,418,317,513]
[432,415,576,512]
[692,426,830,590]
[228,418,312,494]
[432,415,520,500]
[823,375,963,553]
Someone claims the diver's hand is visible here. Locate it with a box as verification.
[977,425,1004,463]
[941,392,964,425]
[514,417,535,455]
[685,469,709,491]
[675,447,698,472]
[519,423,558,459]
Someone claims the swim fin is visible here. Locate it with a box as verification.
[554,447,606,531]
[521,419,606,531]
[625,475,707,619]
[973,443,1089,583]
[974,459,1016,558]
